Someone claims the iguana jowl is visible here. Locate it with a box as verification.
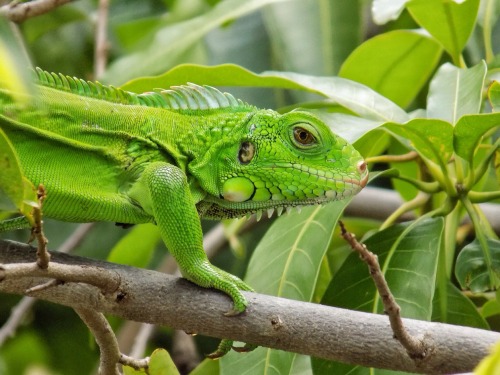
[0,68,368,322]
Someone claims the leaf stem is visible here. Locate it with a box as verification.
[392,176,441,194]
[366,151,418,164]
[381,192,429,230]
[469,190,500,203]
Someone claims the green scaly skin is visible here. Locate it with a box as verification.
[0,69,368,356]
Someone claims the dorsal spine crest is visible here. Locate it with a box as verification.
[33,68,253,112]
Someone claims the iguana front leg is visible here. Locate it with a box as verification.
[130,162,253,315]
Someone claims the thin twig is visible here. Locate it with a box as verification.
[0,223,95,347]
[0,0,73,23]
[94,0,109,79]
[339,221,429,360]
[75,307,121,375]
[119,354,149,371]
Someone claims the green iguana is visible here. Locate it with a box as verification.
[0,68,368,354]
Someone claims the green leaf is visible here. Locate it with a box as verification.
[102,0,288,84]
[407,0,480,64]
[383,119,454,168]
[432,281,489,329]
[455,238,500,292]
[339,30,442,108]
[189,358,220,375]
[123,349,179,375]
[220,201,350,374]
[325,218,443,316]
[121,64,409,123]
[488,81,500,112]
[107,223,161,268]
[313,218,443,373]
[454,113,500,163]
[427,61,487,124]
[0,127,36,217]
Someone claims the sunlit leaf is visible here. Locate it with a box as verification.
[121,64,409,123]
[0,17,34,102]
[455,238,500,292]
[427,61,487,124]
[407,0,480,63]
[340,30,442,108]
[474,340,500,375]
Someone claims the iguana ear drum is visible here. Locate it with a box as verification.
[222,177,255,202]
[238,141,255,164]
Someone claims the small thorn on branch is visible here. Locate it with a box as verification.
[339,221,430,360]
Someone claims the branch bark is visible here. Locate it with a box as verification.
[0,0,73,23]
[0,239,498,374]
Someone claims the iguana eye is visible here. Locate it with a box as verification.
[293,126,316,145]
[238,141,255,164]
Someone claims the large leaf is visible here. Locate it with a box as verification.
[454,113,500,163]
[102,0,288,84]
[313,218,443,374]
[220,200,350,375]
[427,61,487,124]
[407,0,480,64]
[339,29,442,108]
[121,64,409,123]
[455,237,500,292]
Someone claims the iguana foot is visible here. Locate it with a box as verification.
[206,340,257,359]
[206,339,233,359]
[183,260,254,315]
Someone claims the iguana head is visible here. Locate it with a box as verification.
[192,109,368,219]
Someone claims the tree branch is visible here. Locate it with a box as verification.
[0,0,74,23]
[0,239,497,374]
